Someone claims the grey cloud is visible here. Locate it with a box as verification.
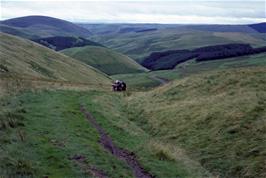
[1,1,265,24]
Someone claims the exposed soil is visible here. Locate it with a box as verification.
[80,106,154,178]
[70,154,108,178]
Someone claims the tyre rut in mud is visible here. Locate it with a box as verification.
[80,106,154,178]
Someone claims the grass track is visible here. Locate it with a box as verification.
[0,90,211,178]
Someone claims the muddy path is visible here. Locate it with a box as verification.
[80,106,154,178]
[71,155,108,178]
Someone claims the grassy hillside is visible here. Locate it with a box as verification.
[61,46,147,75]
[128,66,266,178]
[0,16,91,39]
[0,33,111,85]
[89,27,266,62]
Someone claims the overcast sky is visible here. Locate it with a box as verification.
[1,0,265,24]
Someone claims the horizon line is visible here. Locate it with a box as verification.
[1,15,265,26]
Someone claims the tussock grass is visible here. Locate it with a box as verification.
[0,90,214,177]
[147,140,213,177]
[128,66,266,178]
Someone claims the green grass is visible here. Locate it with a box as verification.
[0,90,211,178]
[174,53,266,77]
[1,24,266,178]
[112,53,266,91]
[0,32,111,85]
[128,66,266,178]
[61,46,147,75]
[1,64,265,178]
[112,72,161,90]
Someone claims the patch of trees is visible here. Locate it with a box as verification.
[142,43,266,70]
[196,46,266,62]
[33,36,104,51]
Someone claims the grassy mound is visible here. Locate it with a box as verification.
[128,66,266,178]
[62,46,147,75]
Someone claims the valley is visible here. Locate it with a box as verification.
[1,15,266,178]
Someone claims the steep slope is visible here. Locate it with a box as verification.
[129,66,266,178]
[33,36,104,51]
[0,32,110,85]
[61,46,148,75]
[0,16,91,39]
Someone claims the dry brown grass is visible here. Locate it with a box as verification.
[0,74,111,98]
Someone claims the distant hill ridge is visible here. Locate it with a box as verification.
[249,23,266,33]
[0,15,91,39]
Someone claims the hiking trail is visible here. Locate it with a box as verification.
[80,106,154,178]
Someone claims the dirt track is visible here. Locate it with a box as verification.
[71,155,108,178]
[80,106,154,178]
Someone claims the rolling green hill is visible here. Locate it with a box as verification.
[0,32,110,85]
[61,46,148,75]
[1,19,266,178]
[128,66,266,178]
[89,27,266,62]
[0,16,91,39]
